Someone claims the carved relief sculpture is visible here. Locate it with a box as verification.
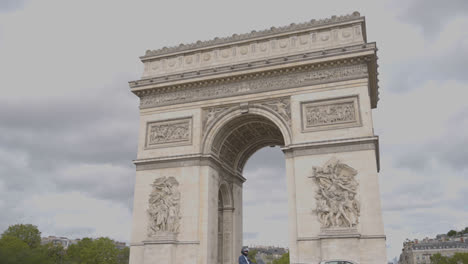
[306,102,355,126]
[202,106,234,135]
[146,118,192,148]
[259,97,291,125]
[147,176,181,236]
[301,96,361,132]
[308,157,360,228]
[139,63,368,109]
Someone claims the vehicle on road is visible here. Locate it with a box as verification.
[319,260,357,264]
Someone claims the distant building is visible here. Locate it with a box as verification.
[249,246,288,263]
[399,235,468,264]
[41,236,79,249]
[114,241,127,250]
[41,236,127,250]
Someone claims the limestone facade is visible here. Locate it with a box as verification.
[399,236,468,264]
[128,12,386,264]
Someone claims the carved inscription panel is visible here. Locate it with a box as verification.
[145,118,192,148]
[301,96,361,132]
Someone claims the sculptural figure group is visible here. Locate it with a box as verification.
[306,103,355,127]
[310,158,360,228]
[147,176,181,235]
[149,123,190,144]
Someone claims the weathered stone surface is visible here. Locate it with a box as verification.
[129,12,386,264]
[147,176,181,236]
[309,157,360,228]
[145,118,192,148]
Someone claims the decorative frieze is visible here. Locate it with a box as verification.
[142,12,361,59]
[257,97,291,126]
[308,157,360,228]
[147,176,181,236]
[140,14,364,78]
[145,118,192,149]
[140,63,368,109]
[301,96,361,132]
[202,105,236,135]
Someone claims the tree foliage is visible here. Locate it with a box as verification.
[247,249,258,264]
[66,237,127,264]
[272,252,289,264]
[1,224,41,248]
[447,230,457,237]
[0,224,129,264]
[431,253,468,264]
[447,226,468,237]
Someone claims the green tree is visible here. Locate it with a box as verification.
[248,249,258,264]
[0,235,53,264]
[67,237,120,264]
[1,224,41,248]
[431,253,468,264]
[451,252,468,263]
[272,252,289,264]
[42,243,66,264]
[447,230,457,237]
[0,235,31,264]
[117,246,130,264]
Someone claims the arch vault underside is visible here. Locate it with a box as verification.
[128,12,387,264]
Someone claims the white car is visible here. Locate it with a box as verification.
[319,261,357,264]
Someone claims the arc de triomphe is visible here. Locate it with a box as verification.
[128,12,387,264]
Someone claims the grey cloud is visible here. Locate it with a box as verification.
[243,232,259,239]
[0,83,139,168]
[383,43,468,93]
[243,147,286,172]
[0,0,26,13]
[400,0,468,37]
[52,164,135,208]
[41,226,96,240]
[0,74,139,217]
[265,213,288,221]
[395,136,468,171]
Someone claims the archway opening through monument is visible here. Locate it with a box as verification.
[243,146,288,251]
[129,12,387,264]
[209,114,285,173]
[211,113,288,262]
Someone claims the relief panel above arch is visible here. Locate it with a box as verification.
[290,85,374,144]
[301,95,362,133]
[145,117,193,149]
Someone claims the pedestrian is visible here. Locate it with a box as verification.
[238,247,252,264]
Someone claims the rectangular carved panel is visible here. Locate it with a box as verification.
[301,96,361,132]
[145,117,192,149]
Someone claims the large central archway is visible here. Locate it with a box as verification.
[128,12,387,264]
[208,112,287,263]
[206,112,287,172]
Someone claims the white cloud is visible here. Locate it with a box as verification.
[243,148,289,247]
[18,191,132,241]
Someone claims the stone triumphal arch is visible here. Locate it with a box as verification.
[128,12,387,264]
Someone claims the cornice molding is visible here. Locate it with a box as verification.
[133,57,375,109]
[282,136,380,171]
[134,154,246,183]
[141,12,363,59]
[130,43,376,89]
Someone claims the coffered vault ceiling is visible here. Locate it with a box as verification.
[211,114,285,172]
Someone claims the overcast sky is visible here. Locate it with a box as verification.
[0,0,467,261]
